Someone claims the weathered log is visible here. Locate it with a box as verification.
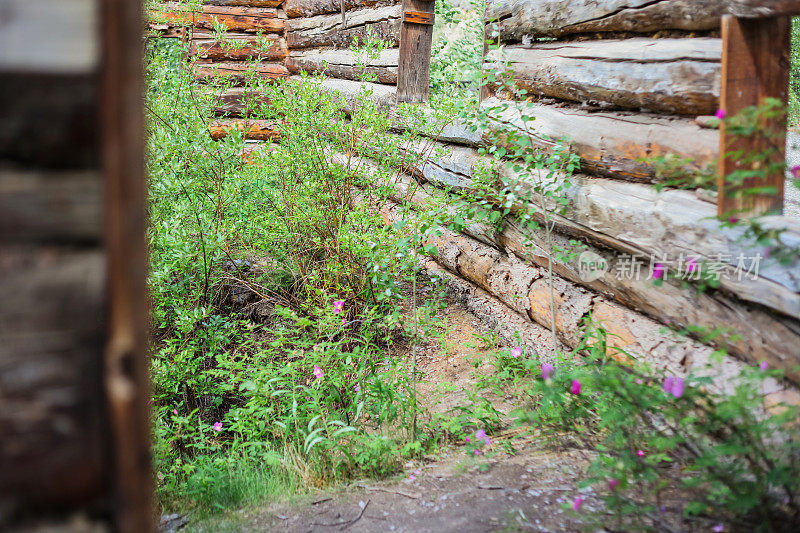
[483,97,718,181]
[488,39,721,115]
[209,119,281,140]
[286,5,401,49]
[191,32,287,61]
[485,0,724,41]
[195,61,290,84]
[213,88,273,117]
[0,171,102,244]
[285,0,394,18]
[154,3,284,33]
[295,76,398,113]
[204,0,285,7]
[287,48,399,84]
[0,248,106,506]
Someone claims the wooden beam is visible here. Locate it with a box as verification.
[718,15,790,217]
[101,0,153,531]
[209,119,281,141]
[396,0,434,104]
[404,11,434,25]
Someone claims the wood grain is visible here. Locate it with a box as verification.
[210,119,281,140]
[718,15,790,217]
[397,0,434,103]
[287,48,399,84]
[191,32,287,61]
[488,39,721,115]
[285,0,393,18]
[154,3,284,33]
[286,5,401,49]
[195,61,290,85]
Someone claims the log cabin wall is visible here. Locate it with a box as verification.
[387,0,800,405]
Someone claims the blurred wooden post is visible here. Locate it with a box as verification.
[718,15,790,216]
[102,0,153,531]
[397,0,435,104]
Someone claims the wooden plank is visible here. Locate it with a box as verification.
[286,48,399,84]
[397,0,434,103]
[404,11,434,25]
[718,15,790,217]
[191,33,287,61]
[213,88,272,117]
[195,61,290,85]
[285,0,392,18]
[488,39,721,115]
[101,0,153,530]
[0,0,99,74]
[204,0,285,6]
[210,119,281,140]
[728,0,800,17]
[286,5,401,49]
[0,171,102,244]
[0,249,107,508]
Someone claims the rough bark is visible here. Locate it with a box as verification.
[213,88,273,117]
[485,0,724,41]
[154,3,285,33]
[204,0,285,7]
[287,48,399,84]
[483,97,718,181]
[195,61,290,84]
[191,32,287,61]
[488,38,721,115]
[285,0,395,18]
[209,119,281,140]
[286,5,401,49]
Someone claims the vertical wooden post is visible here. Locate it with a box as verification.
[102,0,153,531]
[397,0,435,104]
[718,15,790,217]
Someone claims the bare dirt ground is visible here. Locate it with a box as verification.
[188,296,606,532]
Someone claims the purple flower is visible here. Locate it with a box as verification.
[414,469,421,475]
[409,474,416,481]
[572,496,583,511]
[637,450,645,457]
[608,478,619,491]
[354,383,361,392]
[652,263,665,280]
[570,379,581,395]
[634,378,643,385]
[663,376,675,394]
[511,347,522,358]
[792,165,800,179]
[671,377,685,399]
[465,436,471,443]
[541,363,555,380]
[473,449,481,456]
[729,217,739,224]
[712,524,725,533]
[759,361,769,371]
[686,257,698,273]
[213,422,223,432]
[475,429,491,446]
[313,365,324,380]
[715,108,726,120]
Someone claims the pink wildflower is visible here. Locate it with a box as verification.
[570,379,581,395]
[541,363,555,380]
[663,376,675,394]
[213,422,223,432]
[511,347,522,358]
[465,436,471,443]
[652,263,665,280]
[342,319,347,326]
[475,429,491,446]
[637,450,645,457]
[686,257,698,273]
[715,108,726,120]
[608,478,619,491]
[671,377,685,399]
[313,365,324,380]
[354,383,361,392]
[634,378,643,385]
[173,409,178,415]
[572,496,583,511]
[759,361,769,371]
[712,524,725,533]
[729,217,739,224]
[414,469,421,475]
[792,165,800,179]
[409,475,416,481]
[333,300,344,314]
[473,449,481,456]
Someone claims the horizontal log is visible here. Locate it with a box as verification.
[0,171,102,244]
[287,5,401,49]
[209,119,281,140]
[285,0,394,18]
[195,61,290,84]
[404,11,435,25]
[0,248,106,504]
[728,0,800,17]
[203,0,285,7]
[287,48,399,84]
[485,0,724,41]
[303,76,398,113]
[154,3,284,33]
[0,0,99,74]
[489,38,721,115]
[213,88,272,117]
[191,32,287,61]
[483,97,718,181]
